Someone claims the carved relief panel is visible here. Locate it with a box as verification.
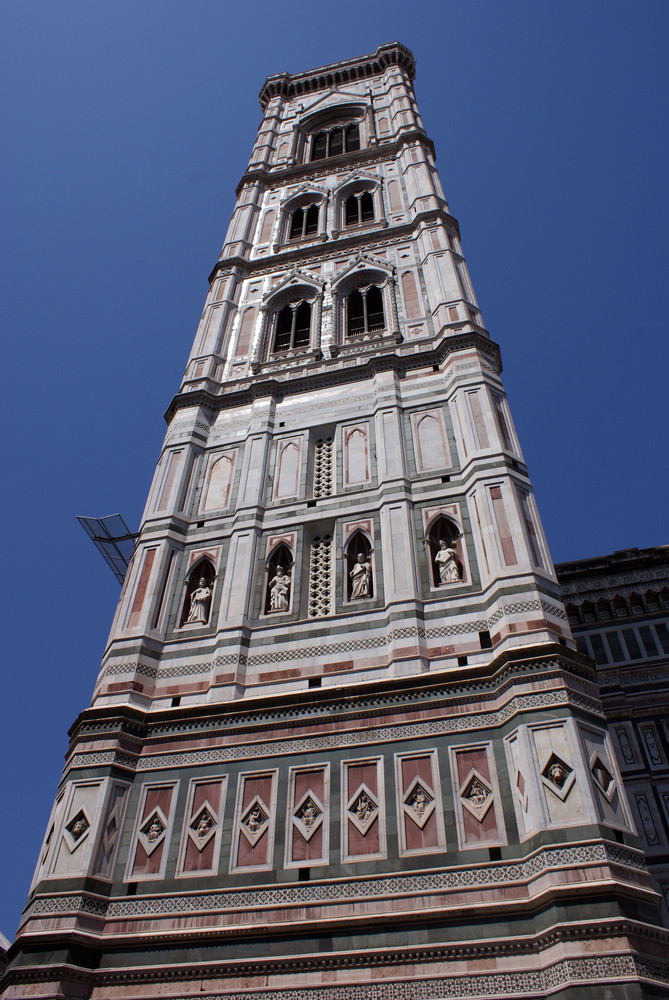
[176,776,228,877]
[639,722,667,771]
[626,781,667,853]
[341,757,386,863]
[284,764,330,869]
[125,781,179,882]
[229,770,278,873]
[449,743,506,849]
[394,750,446,857]
[611,721,643,772]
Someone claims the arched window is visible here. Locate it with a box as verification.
[180,559,216,627]
[427,517,463,587]
[346,284,385,336]
[344,191,374,227]
[273,300,312,353]
[288,203,320,240]
[265,543,293,614]
[310,123,360,162]
[345,531,373,601]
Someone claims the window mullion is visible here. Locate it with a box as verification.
[361,289,369,334]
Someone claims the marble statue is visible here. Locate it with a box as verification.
[186,577,212,624]
[435,539,461,583]
[269,566,291,611]
[349,552,372,598]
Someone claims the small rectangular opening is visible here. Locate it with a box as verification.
[308,677,322,688]
[171,696,181,707]
[279,421,285,427]
[127,882,137,896]
[489,847,501,861]
[457,655,468,666]
[307,499,317,508]
[197,521,204,528]
[432,364,440,372]
[441,475,450,483]
[613,829,624,844]
[298,867,310,881]
[479,630,492,649]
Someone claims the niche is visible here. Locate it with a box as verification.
[427,516,464,587]
[265,543,294,614]
[180,559,216,627]
[345,531,373,601]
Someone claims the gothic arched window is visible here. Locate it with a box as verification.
[288,203,320,240]
[427,517,463,587]
[180,559,216,627]
[346,284,385,336]
[344,191,374,227]
[310,123,360,162]
[273,300,312,353]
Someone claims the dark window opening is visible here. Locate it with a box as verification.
[288,203,319,240]
[344,191,374,227]
[298,867,311,881]
[489,847,501,861]
[171,696,181,707]
[479,630,492,649]
[346,284,385,336]
[308,677,321,688]
[127,883,137,896]
[273,300,312,353]
[310,123,360,162]
[457,655,468,666]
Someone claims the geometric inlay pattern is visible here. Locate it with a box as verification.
[69,691,607,775]
[27,843,650,920]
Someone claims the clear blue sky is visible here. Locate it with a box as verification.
[1,0,667,939]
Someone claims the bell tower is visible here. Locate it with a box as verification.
[4,43,668,1000]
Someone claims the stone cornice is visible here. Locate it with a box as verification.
[233,129,435,199]
[164,331,502,424]
[67,644,596,752]
[209,207,460,285]
[258,43,416,110]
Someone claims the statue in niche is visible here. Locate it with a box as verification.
[435,539,461,584]
[186,577,212,624]
[70,816,88,840]
[299,800,318,829]
[349,552,372,599]
[246,806,263,832]
[268,566,291,612]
